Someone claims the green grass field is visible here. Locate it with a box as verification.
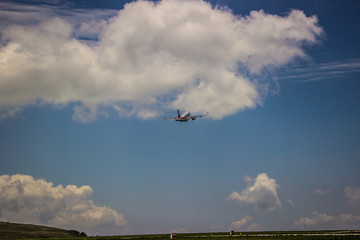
[1,222,360,240]
[19,231,360,240]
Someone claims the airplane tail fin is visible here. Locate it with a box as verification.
[177,109,181,118]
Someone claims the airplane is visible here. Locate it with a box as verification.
[157,109,208,122]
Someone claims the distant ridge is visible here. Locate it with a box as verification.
[0,221,86,239]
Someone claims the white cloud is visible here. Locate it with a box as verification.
[229,215,261,231]
[287,199,295,207]
[247,222,261,231]
[171,227,186,233]
[228,173,281,211]
[345,186,360,206]
[0,174,128,236]
[229,215,252,230]
[0,0,323,121]
[314,188,329,195]
[294,212,360,229]
[339,213,360,223]
[294,211,336,227]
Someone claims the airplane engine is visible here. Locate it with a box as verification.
[192,117,196,120]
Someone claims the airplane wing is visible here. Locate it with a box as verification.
[159,117,179,120]
[188,112,209,120]
[156,115,179,120]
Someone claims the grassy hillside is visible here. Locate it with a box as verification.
[0,221,86,239]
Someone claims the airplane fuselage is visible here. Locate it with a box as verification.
[176,111,192,122]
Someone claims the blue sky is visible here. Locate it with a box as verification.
[0,0,360,236]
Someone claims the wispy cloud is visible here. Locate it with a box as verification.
[276,58,360,83]
[314,188,330,195]
[344,186,360,207]
[0,1,117,40]
[287,199,295,207]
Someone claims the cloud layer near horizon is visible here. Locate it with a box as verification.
[0,0,323,122]
[0,174,128,235]
[294,211,360,229]
[229,215,260,231]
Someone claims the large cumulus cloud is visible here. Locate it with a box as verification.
[0,174,128,235]
[0,0,323,122]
